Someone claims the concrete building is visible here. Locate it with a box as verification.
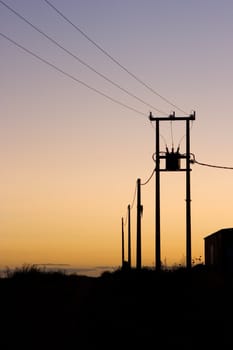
[204,228,233,273]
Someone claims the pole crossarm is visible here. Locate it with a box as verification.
[149,111,195,122]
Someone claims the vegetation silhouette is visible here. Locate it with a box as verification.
[0,264,232,349]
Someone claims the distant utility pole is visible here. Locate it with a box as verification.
[149,111,196,271]
[127,204,131,268]
[136,178,142,270]
[121,217,125,268]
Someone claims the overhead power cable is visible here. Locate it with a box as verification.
[0,0,165,115]
[42,0,188,115]
[193,157,233,170]
[124,165,155,227]
[123,180,137,227]
[130,181,137,211]
[0,32,146,117]
[177,118,194,148]
[141,168,155,185]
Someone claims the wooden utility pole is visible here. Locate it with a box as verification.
[136,178,142,270]
[127,204,131,268]
[155,119,161,270]
[149,111,195,271]
[121,217,124,268]
[186,118,192,269]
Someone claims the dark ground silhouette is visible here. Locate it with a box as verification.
[0,265,232,349]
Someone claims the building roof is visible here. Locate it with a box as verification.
[204,227,233,240]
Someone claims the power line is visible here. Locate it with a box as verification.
[0,32,147,117]
[42,0,188,115]
[193,158,233,170]
[141,168,155,185]
[0,0,165,115]
[170,120,174,148]
[124,165,155,226]
[123,152,233,237]
[123,180,137,227]
[130,181,137,211]
[177,118,194,148]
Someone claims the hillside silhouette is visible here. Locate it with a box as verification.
[1,264,232,349]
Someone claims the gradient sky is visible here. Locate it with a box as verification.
[1,0,233,273]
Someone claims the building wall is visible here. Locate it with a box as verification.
[204,228,233,273]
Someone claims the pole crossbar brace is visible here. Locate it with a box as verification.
[149,111,195,121]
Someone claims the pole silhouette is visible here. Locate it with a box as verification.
[155,119,161,271]
[136,178,142,270]
[186,118,192,269]
[149,111,195,270]
[121,217,124,268]
[127,204,131,268]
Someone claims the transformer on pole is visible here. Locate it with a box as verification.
[149,111,196,271]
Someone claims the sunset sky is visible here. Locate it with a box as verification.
[1,0,233,275]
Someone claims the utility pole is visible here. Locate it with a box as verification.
[155,119,161,270]
[149,111,195,271]
[121,217,125,268]
[136,178,142,270]
[127,204,131,268]
[186,117,192,269]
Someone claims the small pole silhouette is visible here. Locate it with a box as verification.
[121,217,124,268]
[127,204,131,268]
[136,178,142,270]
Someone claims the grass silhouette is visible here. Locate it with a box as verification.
[0,264,232,349]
